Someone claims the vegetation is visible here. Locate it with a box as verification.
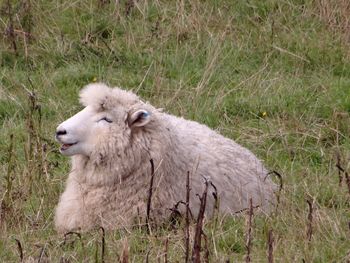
[1,0,349,261]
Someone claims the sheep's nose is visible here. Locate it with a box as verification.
[56,129,67,137]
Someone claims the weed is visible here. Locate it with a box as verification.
[0,0,349,261]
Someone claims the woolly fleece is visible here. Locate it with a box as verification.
[54,83,276,233]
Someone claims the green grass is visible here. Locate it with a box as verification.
[1,0,350,261]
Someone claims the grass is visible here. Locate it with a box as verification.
[1,0,350,261]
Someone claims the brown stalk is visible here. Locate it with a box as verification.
[14,239,23,262]
[146,159,155,232]
[100,227,106,263]
[266,170,283,206]
[185,171,190,263]
[334,156,350,195]
[267,229,274,263]
[306,198,313,242]
[202,231,210,263]
[191,179,209,263]
[164,237,168,263]
[23,84,44,192]
[245,198,254,263]
[345,172,350,196]
[5,0,17,55]
[4,134,15,207]
[336,153,344,186]
[145,247,152,263]
[210,181,219,218]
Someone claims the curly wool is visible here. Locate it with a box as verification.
[54,83,276,233]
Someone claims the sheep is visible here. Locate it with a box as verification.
[54,83,276,233]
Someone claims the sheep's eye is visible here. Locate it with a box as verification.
[99,117,113,123]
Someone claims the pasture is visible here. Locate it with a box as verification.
[0,0,350,261]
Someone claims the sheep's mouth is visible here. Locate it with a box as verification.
[60,142,78,151]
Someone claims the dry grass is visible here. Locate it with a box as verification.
[0,0,350,261]
[316,0,350,43]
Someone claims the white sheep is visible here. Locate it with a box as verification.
[54,83,276,233]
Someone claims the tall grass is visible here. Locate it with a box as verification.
[1,0,350,261]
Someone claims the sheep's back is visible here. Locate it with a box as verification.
[160,113,276,214]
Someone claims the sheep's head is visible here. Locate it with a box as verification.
[55,83,153,158]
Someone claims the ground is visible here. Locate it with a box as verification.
[0,0,350,262]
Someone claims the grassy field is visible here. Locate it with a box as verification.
[1,0,350,262]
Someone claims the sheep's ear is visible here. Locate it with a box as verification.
[128,109,151,128]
